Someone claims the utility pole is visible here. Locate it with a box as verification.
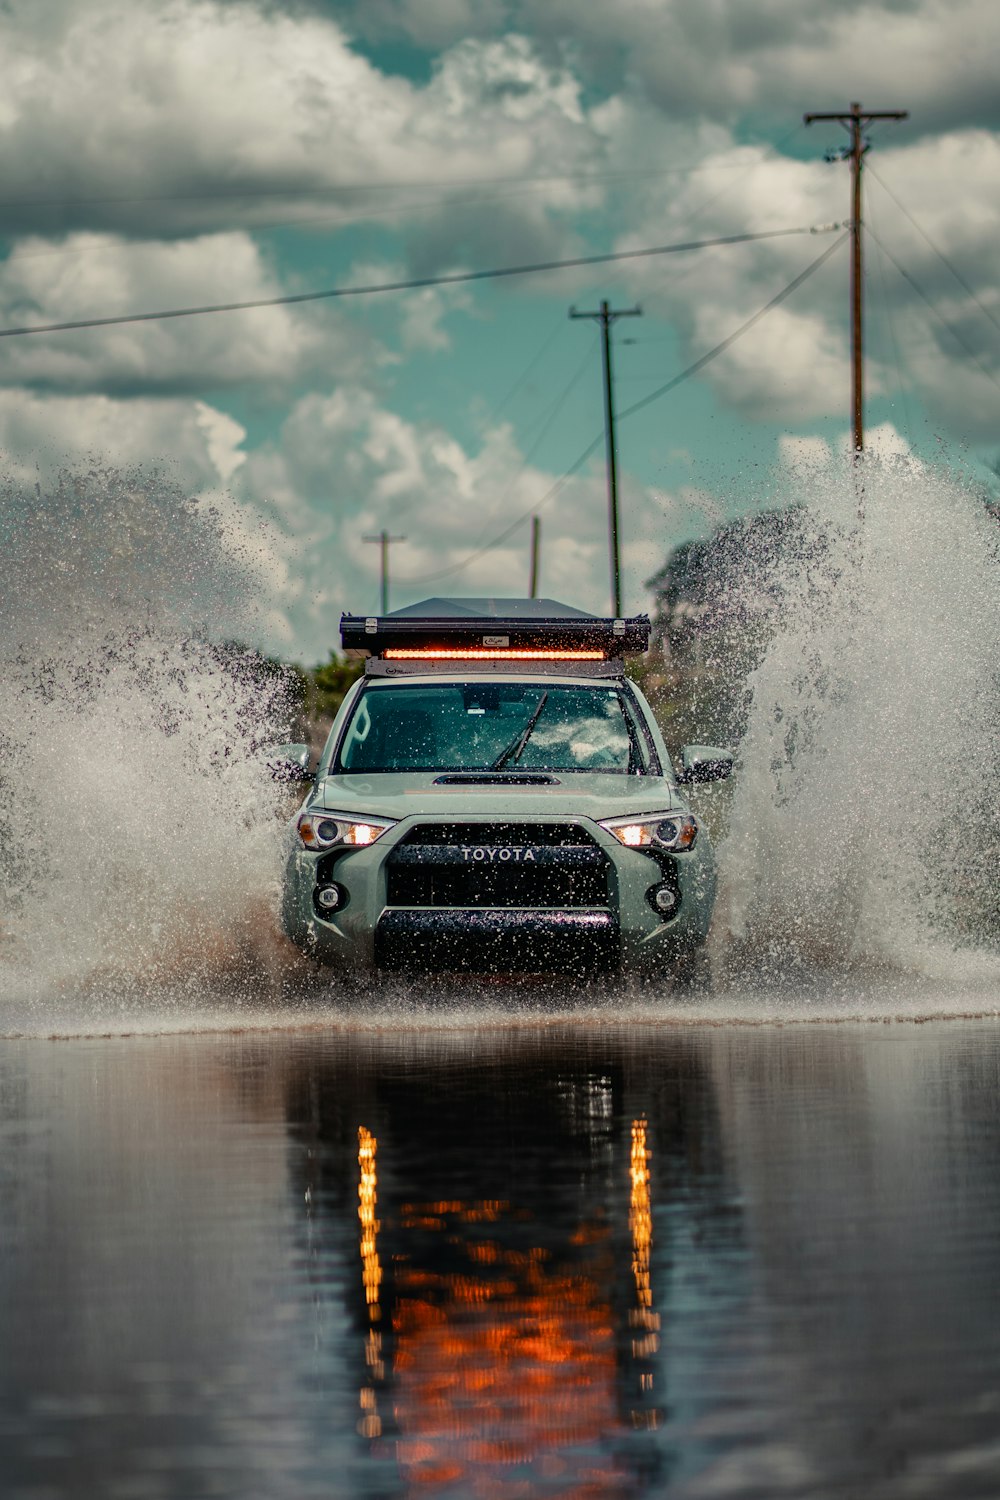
[804,101,908,456]
[570,299,641,616]
[529,515,541,599]
[363,529,406,615]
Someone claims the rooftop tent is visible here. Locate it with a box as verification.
[340,597,650,657]
[384,598,596,620]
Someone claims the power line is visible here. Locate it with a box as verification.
[804,101,908,455]
[0,165,806,269]
[616,231,848,423]
[491,314,568,422]
[863,225,1000,399]
[404,333,597,581]
[517,337,596,454]
[0,154,797,213]
[865,195,916,448]
[570,300,642,615]
[403,432,603,586]
[0,170,778,268]
[604,123,814,319]
[363,530,406,615]
[404,232,849,586]
[0,224,841,339]
[865,163,1000,337]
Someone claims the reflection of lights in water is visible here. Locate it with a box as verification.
[629,1119,659,1427]
[357,1126,383,1440]
[391,1198,621,1494]
[358,1125,382,1317]
[352,1118,662,1486]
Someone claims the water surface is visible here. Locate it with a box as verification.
[3,1009,1000,1498]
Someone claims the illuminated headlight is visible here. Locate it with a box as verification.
[599,813,698,852]
[297,810,397,851]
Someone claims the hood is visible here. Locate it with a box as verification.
[314,770,680,822]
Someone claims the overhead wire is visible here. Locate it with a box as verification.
[402,431,603,586]
[864,190,916,447]
[615,230,848,424]
[0,124,817,288]
[608,121,814,318]
[866,164,1000,336]
[492,314,568,421]
[0,153,798,213]
[506,336,597,467]
[864,225,1000,400]
[403,230,849,585]
[0,224,841,339]
[0,174,768,266]
[402,337,599,583]
[0,142,812,266]
[0,131,815,269]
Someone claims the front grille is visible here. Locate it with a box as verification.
[385,821,611,910]
[399,822,592,846]
[375,909,618,975]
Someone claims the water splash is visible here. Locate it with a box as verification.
[0,466,300,1005]
[5,457,999,1029]
[716,455,1000,984]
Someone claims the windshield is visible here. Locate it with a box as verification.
[334,681,649,774]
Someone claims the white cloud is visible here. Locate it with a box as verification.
[0,377,743,662]
[194,402,247,482]
[4,3,992,445]
[0,387,230,485]
[0,3,608,255]
[344,0,1000,133]
[345,259,475,352]
[0,231,373,394]
[231,385,685,658]
[0,385,301,646]
[594,121,1000,442]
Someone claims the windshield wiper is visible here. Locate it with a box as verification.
[491,691,549,770]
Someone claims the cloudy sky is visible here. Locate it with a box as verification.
[3,0,999,660]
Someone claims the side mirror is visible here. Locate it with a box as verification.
[265,742,314,784]
[677,744,734,785]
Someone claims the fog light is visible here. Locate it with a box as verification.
[316,884,342,912]
[651,884,679,916]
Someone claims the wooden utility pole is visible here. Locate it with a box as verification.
[363,529,406,614]
[804,102,908,455]
[570,299,641,615]
[529,515,541,599]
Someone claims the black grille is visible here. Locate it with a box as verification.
[398,822,591,846]
[375,910,618,975]
[386,821,610,910]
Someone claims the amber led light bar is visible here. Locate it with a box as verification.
[383,647,606,661]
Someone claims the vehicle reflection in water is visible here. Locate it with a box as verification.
[285,1034,734,1497]
[5,1018,1000,1498]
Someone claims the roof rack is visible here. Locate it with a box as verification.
[340,605,650,660]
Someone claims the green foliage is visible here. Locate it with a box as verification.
[306,653,365,725]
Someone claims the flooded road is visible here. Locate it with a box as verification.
[4,1005,1000,1499]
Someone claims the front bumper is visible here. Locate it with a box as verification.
[282,814,716,979]
[375,908,618,975]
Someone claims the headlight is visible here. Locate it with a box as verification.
[297,810,397,851]
[599,812,698,852]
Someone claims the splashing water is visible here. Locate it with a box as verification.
[716,455,1000,987]
[4,457,999,1030]
[0,466,300,1008]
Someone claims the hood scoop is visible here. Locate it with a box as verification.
[432,773,560,787]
